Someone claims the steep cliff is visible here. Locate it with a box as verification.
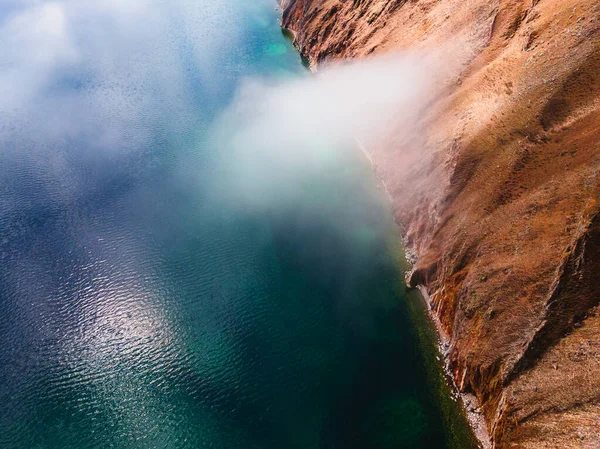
[280,1,600,447]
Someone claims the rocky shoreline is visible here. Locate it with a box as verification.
[356,134,491,448]
[417,285,492,449]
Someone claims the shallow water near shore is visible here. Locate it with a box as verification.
[0,1,477,448]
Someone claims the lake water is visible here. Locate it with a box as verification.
[0,1,478,448]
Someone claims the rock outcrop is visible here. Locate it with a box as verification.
[280,1,600,447]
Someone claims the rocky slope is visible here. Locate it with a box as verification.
[280,1,600,447]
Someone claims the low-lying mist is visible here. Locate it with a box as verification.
[204,51,442,342]
[213,52,436,210]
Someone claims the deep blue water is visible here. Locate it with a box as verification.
[0,1,477,448]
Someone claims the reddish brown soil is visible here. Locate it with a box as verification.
[280,1,600,447]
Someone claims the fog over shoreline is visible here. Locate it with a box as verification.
[213,52,436,209]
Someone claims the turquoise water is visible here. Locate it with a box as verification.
[0,1,477,448]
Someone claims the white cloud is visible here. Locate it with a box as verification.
[0,0,248,148]
[213,52,435,209]
[0,2,77,109]
[0,0,259,214]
